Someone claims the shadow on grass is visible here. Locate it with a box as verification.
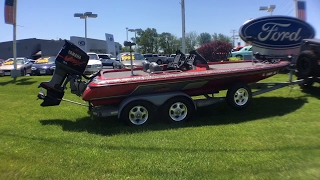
[0,77,37,86]
[300,86,320,100]
[39,96,307,136]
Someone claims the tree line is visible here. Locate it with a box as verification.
[121,28,234,55]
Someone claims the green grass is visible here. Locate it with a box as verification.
[0,74,319,180]
[227,57,242,61]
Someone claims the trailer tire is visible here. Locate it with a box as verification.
[120,100,155,126]
[161,96,194,123]
[226,82,252,110]
[297,77,314,89]
[296,51,318,78]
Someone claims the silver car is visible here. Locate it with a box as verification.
[0,57,32,76]
[113,53,148,69]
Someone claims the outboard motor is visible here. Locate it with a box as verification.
[38,40,89,106]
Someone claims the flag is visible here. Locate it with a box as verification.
[296,1,306,21]
[4,0,16,24]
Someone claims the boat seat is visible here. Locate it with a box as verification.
[142,60,150,72]
[149,62,162,73]
[167,54,181,70]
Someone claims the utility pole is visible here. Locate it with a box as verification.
[230,29,238,47]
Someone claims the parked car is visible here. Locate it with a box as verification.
[113,53,148,69]
[87,52,100,60]
[0,59,5,66]
[230,45,252,59]
[232,46,244,52]
[166,54,177,63]
[85,52,102,74]
[0,59,4,76]
[31,56,56,75]
[143,54,167,64]
[98,53,116,67]
[0,57,32,76]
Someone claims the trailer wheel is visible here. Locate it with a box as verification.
[120,100,155,126]
[161,96,194,123]
[226,82,252,110]
[296,51,318,78]
[297,77,314,89]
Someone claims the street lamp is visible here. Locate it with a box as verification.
[128,28,143,52]
[259,5,276,15]
[74,12,98,52]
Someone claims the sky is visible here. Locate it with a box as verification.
[1,0,319,46]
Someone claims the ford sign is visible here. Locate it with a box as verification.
[239,16,315,49]
[78,40,85,46]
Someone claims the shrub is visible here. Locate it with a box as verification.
[197,41,233,62]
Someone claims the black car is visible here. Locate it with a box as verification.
[31,56,56,75]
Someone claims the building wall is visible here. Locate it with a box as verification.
[0,38,41,59]
[70,36,107,54]
[40,40,65,57]
[0,35,120,59]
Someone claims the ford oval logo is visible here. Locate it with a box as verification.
[239,16,315,49]
[78,40,85,46]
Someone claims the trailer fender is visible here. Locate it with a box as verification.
[118,92,196,118]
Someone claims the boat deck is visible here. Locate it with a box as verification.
[101,61,269,79]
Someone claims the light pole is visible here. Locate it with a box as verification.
[259,5,276,15]
[128,28,143,52]
[74,12,98,52]
[126,27,129,41]
[181,0,186,54]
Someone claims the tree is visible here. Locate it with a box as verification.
[197,32,212,46]
[212,33,232,44]
[135,28,158,54]
[185,31,198,52]
[158,32,181,54]
[121,46,132,53]
[197,40,233,62]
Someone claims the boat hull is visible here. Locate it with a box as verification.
[82,61,289,106]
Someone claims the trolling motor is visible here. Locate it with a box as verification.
[123,41,136,76]
[38,40,90,106]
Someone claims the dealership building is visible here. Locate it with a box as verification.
[0,33,121,60]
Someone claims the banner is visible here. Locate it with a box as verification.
[4,0,16,24]
[296,1,306,21]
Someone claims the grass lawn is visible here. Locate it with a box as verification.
[0,74,319,180]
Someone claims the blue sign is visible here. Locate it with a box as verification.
[78,40,85,46]
[239,16,315,49]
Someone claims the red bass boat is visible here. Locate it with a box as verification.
[37,41,290,126]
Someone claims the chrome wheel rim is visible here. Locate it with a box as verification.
[168,102,188,121]
[128,105,148,125]
[233,88,249,106]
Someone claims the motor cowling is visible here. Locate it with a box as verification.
[38,40,89,106]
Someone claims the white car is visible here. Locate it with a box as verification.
[85,52,102,74]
